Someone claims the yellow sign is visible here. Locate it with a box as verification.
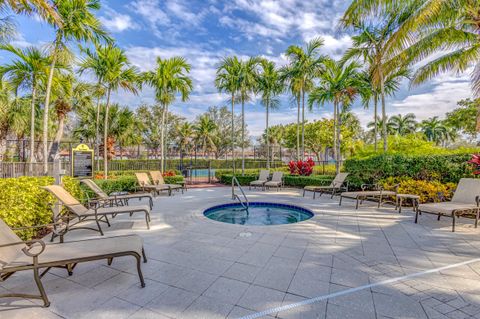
[71,144,94,178]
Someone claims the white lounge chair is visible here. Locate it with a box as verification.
[265,171,284,191]
[303,172,349,199]
[416,178,480,232]
[249,170,270,190]
[339,183,397,209]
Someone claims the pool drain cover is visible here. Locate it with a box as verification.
[239,232,252,238]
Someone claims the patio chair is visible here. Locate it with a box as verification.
[81,179,153,210]
[149,171,184,194]
[303,172,349,199]
[42,185,151,237]
[339,183,397,209]
[264,171,284,191]
[249,170,270,190]
[0,218,146,307]
[416,178,480,232]
[135,172,173,196]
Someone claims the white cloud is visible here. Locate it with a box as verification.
[100,10,138,33]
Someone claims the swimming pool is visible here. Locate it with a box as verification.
[203,202,314,226]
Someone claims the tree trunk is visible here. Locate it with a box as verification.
[476,101,480,145]
[42,52,58,174]
[374,95,378,152]
[379,69,387,152]
[296,94,300,160]
[301,89,305,160]
[241,99,245,176]
[266,98,270,169]
[94,83,102,171]
[29,81,37,172]
[103,88,111,179]
[48,114,65,161]
[332,101,338,174]
[160,103,168,173]
[336,103,342,174]
[231,94,236,174]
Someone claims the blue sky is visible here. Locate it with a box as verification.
[7,0,473,137]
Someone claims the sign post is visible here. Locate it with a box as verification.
[71,144,94,178]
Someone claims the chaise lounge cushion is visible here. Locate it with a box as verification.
[4,235,143,270]
[341,190,396,198]
[418,202,479,215]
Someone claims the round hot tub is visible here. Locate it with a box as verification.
[203,202,314,226]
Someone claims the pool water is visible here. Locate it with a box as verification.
[203,202,314,225]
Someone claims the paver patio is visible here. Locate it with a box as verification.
[1,187,480,319]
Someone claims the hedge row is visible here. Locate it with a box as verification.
[104,159,284,170]
[219,174,333,188]
[84,175,184,196]
[344,153,474,189]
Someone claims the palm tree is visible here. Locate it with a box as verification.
[256,59,283,169]
[99,45,139,178]
[143,56,192,172]
[284,38,325,158]
[175,122,193,166]
[1,0,62,26]
[421,117,449,145]
[308,59,366,174]
[215,56,241,172]
[41,0,110,173]
[0,44,49,166]
[194,115,217,159]
[237,57,261,175]
[388,113,417,136]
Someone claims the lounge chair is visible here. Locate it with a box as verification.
[416,178,480,232]
[0,218,146,307]
[339,183,397,209]
[264,171,284,191]
[249,170,270,190]
[149,171,184,194]
[303,172,349,199]
[42,185,151,237]
[81,179,153,210]
[135,172,173,196]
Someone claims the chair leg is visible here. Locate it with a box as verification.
[452,213,456,232]
[356,197,359,210]
[135,254,146,288]
[142,248,148,263]
[95,216,104,236]
[107,257,113,266]
[302,189,305,197]
[415,209,419,224]
[145,212,150,229]
[475,209,479,228]
[104,215,111,227]
[339,196,343,206]
[33,267,50,307]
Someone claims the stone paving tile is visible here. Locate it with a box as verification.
[223,262,262,283]
[276,293,327,319]
[145,286,198,318]
[237,284,285,312]
[325,302,376,319]
[116,279,169,306]
[373,292,428,318]
[173,269,218,294]
[328,284,376,314]
[128,308,172,319]
[203,277,250,305]
[181,296,234,319]
[84,297,141,319]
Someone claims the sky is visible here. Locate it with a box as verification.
[6,0,473,138]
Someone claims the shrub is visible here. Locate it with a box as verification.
[92,175,185,195]
[220,174,257,186]
[215,167,290,180]
[380,177,456,203]
[288,158,315,176]
[62,176,86,202]
[0,176,56,240]
[344,153,473,189]
[219,174,333,188]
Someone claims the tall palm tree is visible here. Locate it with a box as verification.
[175,121,193,166]
[41,0,110,173]
[215,56,240,172]
[421,117,449,145]
[1,0,62,26]
[143,56,192,172]
[98,45,139,178]
[256,59,283,169]
[237,57,261,175]
[308,59,366,174]
[194,115,217,159]
[388,113,417,136]
[0,44,49,166]
[284,37,325,158]
[342,13,414,152]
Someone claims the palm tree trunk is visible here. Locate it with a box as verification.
[336,103,342,174]
[48,114,65,161]
[379,69,387,152]
[301,89,305,160]
[42,51,58,174]
[374,95,378,152]
[103,88,111,179]
[241,99,245,176]
[332,101,338,174]
[296,94,300,160]
[231,94,235,174]
[95,83,102,171]
[160,103,168,173]
[29,81,37,172]
[266,98,270,169]
[476,103,480,145]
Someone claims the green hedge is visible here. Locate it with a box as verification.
[86,175,185,196]
[214,168,290,180]
[219,174,333,188]
[104,159,284,170]
[344,153,474,189]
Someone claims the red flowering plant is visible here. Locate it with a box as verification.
[468,154,480,175]
[288,158,315,176]
[162,170,176,177]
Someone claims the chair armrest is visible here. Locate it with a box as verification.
[361,183,379,191]
[0,239,46,258]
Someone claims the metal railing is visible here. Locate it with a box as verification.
[231,176,249,210]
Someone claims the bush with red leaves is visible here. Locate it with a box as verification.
[162,170,176,177]
[288,158,315,176]
[467,154,480,175]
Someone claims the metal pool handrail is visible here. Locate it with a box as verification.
[232,176,249,210]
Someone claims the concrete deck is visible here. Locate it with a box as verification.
[1,187,480,319]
